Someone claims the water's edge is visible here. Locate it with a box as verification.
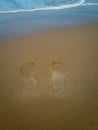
[0,5,98,40]
[0,0,98,14]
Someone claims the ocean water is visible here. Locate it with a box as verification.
[0,0,98,13]
[0,0,98,39]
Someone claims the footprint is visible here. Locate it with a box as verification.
[49,61,65,93]
[20,62,38,89]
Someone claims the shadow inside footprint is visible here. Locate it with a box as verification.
[20,62,38,89]
[49,61,65,93]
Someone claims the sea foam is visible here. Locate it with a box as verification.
[0,0,98,14]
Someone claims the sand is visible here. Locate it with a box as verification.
[0,23,98,130]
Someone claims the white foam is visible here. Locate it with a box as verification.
[82,3,98,6]
[0,0,98,14]
[0,0,85,14]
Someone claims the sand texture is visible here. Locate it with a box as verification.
[0,24,98,130]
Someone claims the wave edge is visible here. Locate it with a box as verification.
[0,0,98,14]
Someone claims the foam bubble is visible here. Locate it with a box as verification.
[0,0,98,14]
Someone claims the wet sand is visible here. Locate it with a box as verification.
[0,23,98,130]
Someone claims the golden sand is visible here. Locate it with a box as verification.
[0,24,98,130]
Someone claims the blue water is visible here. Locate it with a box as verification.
[0,0,98,39]
[0,0,98,13]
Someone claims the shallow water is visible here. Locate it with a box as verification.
[0,0,98,39]
[0,5,98,39]
[0,0,98,13]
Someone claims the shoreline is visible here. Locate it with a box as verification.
[2,22,98,41]
[0,5,98,40]
[0,1,98,14]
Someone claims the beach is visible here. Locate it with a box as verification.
[0,22,98,130]
[0,5,98,39]
[0,1,98,129]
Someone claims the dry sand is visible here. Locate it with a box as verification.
[0,24,98,130]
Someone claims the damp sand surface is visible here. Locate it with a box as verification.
[0,24,98,130]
